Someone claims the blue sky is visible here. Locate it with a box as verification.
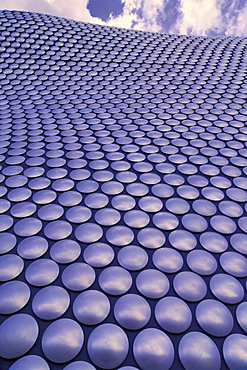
[0,0,247,37]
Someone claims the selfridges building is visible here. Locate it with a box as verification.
[0,9,247,370]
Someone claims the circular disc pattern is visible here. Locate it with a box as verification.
[179,332,221,370]
[0,281,30,314]
[73,290,110,325]
[0,314,39,359]
[223,334,247,370]
[88,324,129,369]
[155,297,192,333]
[136,269,170,299]
[133,328,174,370]
[32,286,70,320]
[0,9,247,370]
[196,299,233,337]
[114,294,151,330]
[42,319,84,363]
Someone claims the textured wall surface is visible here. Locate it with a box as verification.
[0,10,247,370]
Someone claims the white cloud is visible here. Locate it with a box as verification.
[176,0,247,37]
[0,0,163,32]
[41,0,104,24]
[225,6,247,37]
[177,0,222,36]
[237,8,247,36]
[0,0,247,37]
[0,0,102,23]
[0,0,54,14]
[106,0,164,33]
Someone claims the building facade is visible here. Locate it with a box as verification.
[0,9,247,369]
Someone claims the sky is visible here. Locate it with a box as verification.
[0,0,247,37]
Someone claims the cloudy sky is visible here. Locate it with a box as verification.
[0,0,247,37]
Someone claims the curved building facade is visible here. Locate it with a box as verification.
[0,9,247,369]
